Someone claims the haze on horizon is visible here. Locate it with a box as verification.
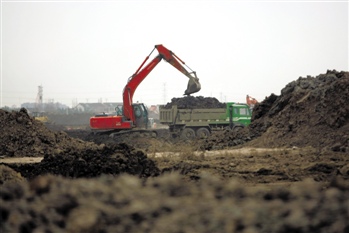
[1,0,348,108]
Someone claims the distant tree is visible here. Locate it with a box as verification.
[21,101,69,113]
[1,106,11,111]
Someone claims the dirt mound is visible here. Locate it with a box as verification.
[6,143,160,179]
[163,96,226,109]
[198,128,252,150]
[249,70,349,150]
[0,165,25,185]
[1,173,348,233]
[0,108,98,157]
[64,129,175,153]
[200,70,349,151]
[1,70,349,232]
[0,108,160,179]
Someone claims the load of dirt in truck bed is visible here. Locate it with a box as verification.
[163,96,226,109]
[201,70,349,151]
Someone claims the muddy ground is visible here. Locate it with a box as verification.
[1,70,349,233]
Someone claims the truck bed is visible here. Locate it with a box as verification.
[159,105,228,125]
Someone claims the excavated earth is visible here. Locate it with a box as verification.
[1,70,349,233]
[162,96,226,109]
[201,70,349,151]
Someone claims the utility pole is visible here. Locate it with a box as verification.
[36,85,43,112]
[72,98,78,108]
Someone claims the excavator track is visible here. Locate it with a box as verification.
[109,129,157,138]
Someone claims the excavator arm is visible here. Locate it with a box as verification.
[155,45,201,95]
[123,44,201,123]
[246,95,258,108]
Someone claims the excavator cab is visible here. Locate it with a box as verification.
[132,103,149,129]
[184,73,201,95]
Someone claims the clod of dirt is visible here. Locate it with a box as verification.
[0,165,25,185]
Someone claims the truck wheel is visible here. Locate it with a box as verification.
[224,126,231,131]
[180,128,196,140]
[196,128,210,138]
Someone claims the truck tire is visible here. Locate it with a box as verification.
[180,128,196,140]
[224,126,231,131]
[196,128,210,138]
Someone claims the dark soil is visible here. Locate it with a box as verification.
[5,143,160,180]
[0,108,98,157]
[0,108,160,179]
[249,70,349,151]
[1,174,348,233]
[163,96,226,109]
[1,70,349,232]
[200,70,349,151]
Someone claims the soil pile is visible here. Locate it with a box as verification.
[0,165,25,185]
[0,108,160,178]
[1,70,349,233]
[6,143,160,179]
[1,173,348,233]
[249,70,349,151]
[201,70,349,151]
[0,108,98,157]
[198,128,252,150]
[65,129,174,153]
[163,96,226,109]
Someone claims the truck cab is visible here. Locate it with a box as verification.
[227,102,252,127]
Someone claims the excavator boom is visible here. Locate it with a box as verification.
[246,95,258,109]
[90,44,201,132]
[123,54,162,122]
[123,44,201,123]
[155,45,201,95]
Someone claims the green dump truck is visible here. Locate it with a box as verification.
[159,102,252,139]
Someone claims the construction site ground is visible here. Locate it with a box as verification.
[0,70,348,233]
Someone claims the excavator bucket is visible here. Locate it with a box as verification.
[185,77,201,95]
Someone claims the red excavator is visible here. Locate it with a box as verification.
[246,95,258,109]
[90,44,201,135]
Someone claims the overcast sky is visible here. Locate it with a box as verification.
[1,0,348,108]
